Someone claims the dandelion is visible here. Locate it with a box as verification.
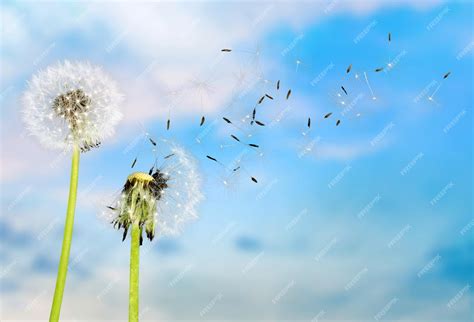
[21,61,123,321]
[107,140,202,320]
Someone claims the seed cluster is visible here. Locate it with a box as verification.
[112,170,169,244]
[52,89,100,152]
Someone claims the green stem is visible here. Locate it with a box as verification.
[129,222,140,321]
[50,145,80,321]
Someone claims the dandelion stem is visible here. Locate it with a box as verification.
[50,145,80,321]
[129,222,140,321]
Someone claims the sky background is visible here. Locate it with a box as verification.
[0,0,473,321]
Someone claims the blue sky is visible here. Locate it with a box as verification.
[1,0,473,320]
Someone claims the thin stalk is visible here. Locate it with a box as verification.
[50,145,80,321]
[129,222,140,321]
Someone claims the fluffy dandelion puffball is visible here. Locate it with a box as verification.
[22,61,123,152]
[110,142,203,242]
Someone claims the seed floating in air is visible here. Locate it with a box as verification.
[346,64,352,74]
[248,143,259,148]
[277,80,280,90]
[375,67,384,72]
[307,117,311,128]
[255,120,265,126]
[200,116,205,126]
[231,134,240,142]
[164,153,175,159]
[388,32,391,42]
[221,48,232,52]
[443,72,451,79]
[148,166,154,175]
[107,206,117,211]
[324,112,332,119]
[251,177,258,183]
[286,89,292,100]
[233,166,240,172]
[167,119,170,130]
[252,108,256,120]
[149,138,157,146]
[265,94,274,100]
[206,155,218,162]
[258,96,265,104]
[223,117,232,124]
[131,157,137,168]
[341,86,348,95]
[336,120,341,126]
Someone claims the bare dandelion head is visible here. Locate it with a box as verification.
[110,140,203,243]
[22,60,123,152]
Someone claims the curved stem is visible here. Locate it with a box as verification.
[129,222,140,321]
[50,145,80,321]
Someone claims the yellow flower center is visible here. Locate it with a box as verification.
[127,172,154,183]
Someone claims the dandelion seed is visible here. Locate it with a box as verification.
[221,48,232,52]
[206,155,219,162]
[341,86,348,95]
[255,120,265,126]
[167,119,170,130]
[149,138,157,146]
[231,134,240,142]
[277,80,280,90]
[265,94,274,100]
[251,177,258,183]
[286,89,292,99]
[324,112,332,119]
[443,71,451,79]
[307,117,311,128]
[248,143,259,148]
[375,67,384,72]
[200,116,205,126]
[258,96,265,104]
[346,64,352,74]
[336,119,341,126]
[131,157,137,168]
[223,117,232,124]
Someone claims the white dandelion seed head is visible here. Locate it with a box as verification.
[110,140,203,242]
[157,143,203,237]
[22,60,123,152]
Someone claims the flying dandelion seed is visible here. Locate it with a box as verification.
[341,86,348,95]
[131,157,137,168]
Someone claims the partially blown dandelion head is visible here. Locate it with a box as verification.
[22,61,123,152]
[110,142,203,243]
